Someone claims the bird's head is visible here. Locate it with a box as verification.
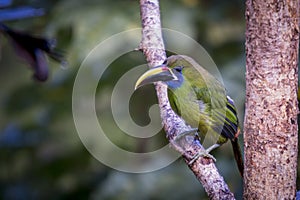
[135,57,187,90]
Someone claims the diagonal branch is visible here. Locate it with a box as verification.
[139,0,235,199]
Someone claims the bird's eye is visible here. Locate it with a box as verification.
[174,66,183,72]
[162,59,167,65]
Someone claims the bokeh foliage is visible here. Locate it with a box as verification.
[0,0,262,199]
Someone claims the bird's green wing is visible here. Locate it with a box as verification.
[168,55,239,142]
[188,70,239,140]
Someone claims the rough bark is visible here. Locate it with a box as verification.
[139,0,235,199]
[244,0,299,199]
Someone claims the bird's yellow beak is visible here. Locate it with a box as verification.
[134,65,178,90]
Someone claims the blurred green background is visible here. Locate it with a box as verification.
[0,0,295,199]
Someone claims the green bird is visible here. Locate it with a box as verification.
[135,55,243,176]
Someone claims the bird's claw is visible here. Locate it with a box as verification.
[178,128,198,138]
[188,144,220,165]
[173,129,220,165]
[173,128,199,144]
[188,149,217,165]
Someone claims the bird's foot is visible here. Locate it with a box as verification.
[174,128,198,142]
[173,129,220,165]
[188,144,220,165]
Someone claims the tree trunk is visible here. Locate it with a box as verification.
[244,0,299,199]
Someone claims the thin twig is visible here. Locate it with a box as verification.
[139,0,235,199]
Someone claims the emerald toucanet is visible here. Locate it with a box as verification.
[135,55,243,176]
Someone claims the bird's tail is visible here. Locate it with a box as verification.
[230,138,244,177]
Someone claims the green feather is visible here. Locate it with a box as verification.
[134,54,244,176]
[165,55,243,176]
[166,55,238,144]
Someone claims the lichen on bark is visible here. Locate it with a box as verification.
[244,0,299,198]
